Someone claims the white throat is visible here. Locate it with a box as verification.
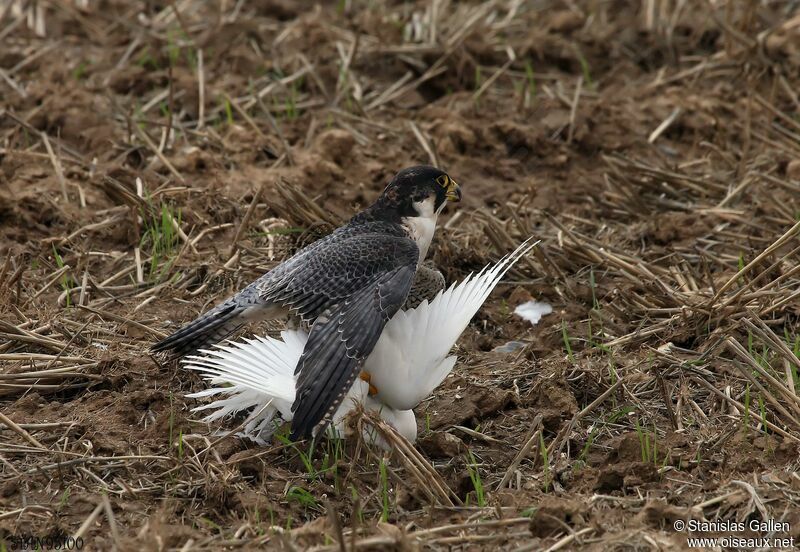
[402,196,444,262]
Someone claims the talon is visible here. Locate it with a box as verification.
[359,371,378,396]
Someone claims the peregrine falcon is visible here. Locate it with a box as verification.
[182,238,538,447]
[152,165,461,439]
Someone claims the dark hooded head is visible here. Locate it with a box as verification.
[357,165,461,223]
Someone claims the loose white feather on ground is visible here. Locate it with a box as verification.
[182,237,539,447]
[514,300,553,326]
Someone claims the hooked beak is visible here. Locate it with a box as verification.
[445,177,461,202]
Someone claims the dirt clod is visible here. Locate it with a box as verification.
[529,496,588,538]
[418,431,465,458]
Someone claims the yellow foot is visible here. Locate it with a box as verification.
[359,371,378,396]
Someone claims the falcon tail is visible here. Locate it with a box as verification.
[366,237,540,410]
[151,301,248,358]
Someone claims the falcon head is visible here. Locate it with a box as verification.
[377,165,461,219]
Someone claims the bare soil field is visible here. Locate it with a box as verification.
[2,1,800,550]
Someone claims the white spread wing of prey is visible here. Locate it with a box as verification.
[183,237,538,444]
[366,236,539,410]
[184,330,304,441]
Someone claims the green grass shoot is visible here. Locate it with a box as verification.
[524,60,536,97]
[139,201,181,282]
[743,384,751,434]
[136,47,158,70]
[72,60,89,80]
[351,485,364,524]
[58,486,71,511]
[578,427,597,464]
[573,46,593,88]
[635,418,650,462]
[379,457,390,521]
[223,96,234,125]
[52,245,73,307]
[465,449,486,506]
[168,391,175,447]
[562,320,574,361]
[273,431,316,477]
[285,80,300,119]
[539,432,550,492]
[286,486,319,510]
[198,517,222,533]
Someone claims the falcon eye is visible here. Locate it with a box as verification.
[435,175,450,188]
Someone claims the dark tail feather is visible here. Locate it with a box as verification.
[151,303,245,358]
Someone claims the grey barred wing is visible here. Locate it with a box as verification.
[287,243,418,439]
[258,230,420,322]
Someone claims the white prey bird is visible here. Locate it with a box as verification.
[183,238,538,447]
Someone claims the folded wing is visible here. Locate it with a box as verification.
[290,263,416,439]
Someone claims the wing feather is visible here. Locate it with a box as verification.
[366,238,540,410]
[289,264,416,439]
[259,227,417,323]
